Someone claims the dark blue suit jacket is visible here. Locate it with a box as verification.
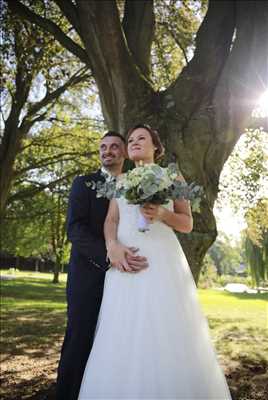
[67,170,109,270]
[56,170,110,400]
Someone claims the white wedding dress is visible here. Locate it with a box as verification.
[78,198,231,399]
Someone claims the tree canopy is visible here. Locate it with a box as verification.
[0,1,91,216]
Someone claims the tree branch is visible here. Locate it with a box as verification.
[7,0,90,66]
[75,0,153,130]
[28,67,90,118]
[208,0,268,170]
[7,170,79,204]
[5,208,52,221]
[0,104,6,124]
[23,110,49,129]
[165,0,235,115]
[122,0,155,78]
[54,0,82,37]
[17,68,90,134]
[14,151,97,176]
[158,21,189,65]
[20,133,97,152]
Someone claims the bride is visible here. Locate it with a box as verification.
[78,124,231,399]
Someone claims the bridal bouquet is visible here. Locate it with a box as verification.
[87,163,202,232]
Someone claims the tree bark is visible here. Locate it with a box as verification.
[53,262,60,284]
[122,0,155,78]
[0,72,31,218]
[8,0,268,282]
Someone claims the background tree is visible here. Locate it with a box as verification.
[244,199,268,286]
[218,129,268,215]
[1,188,69,283]
[6,0,268,281]
[1,118,101,282]
[208,232,243,276]
[7,109,102,204]
[217,128,268,285]
[0,1,90,217]
[199,252,218,288]
[2,191,51,257]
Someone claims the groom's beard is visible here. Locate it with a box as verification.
[101,157,124,175]
[101,152,117,166]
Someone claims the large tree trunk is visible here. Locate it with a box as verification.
[8,0,268,282]
[0,86,30,218]
[0,123,23,219]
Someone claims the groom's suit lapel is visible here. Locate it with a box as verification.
[91,168,109,204]
[88,169,110,229]
[85,169,110,271]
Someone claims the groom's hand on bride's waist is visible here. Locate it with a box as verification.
[113,251,148,273]
[126,251,149,273]
[107,239,148,273]
[107,242,148,273]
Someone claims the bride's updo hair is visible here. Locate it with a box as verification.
[126,124,165,161]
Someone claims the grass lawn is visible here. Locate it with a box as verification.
[0,271,267,400]
[198,289,268,400]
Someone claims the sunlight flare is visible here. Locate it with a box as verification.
[255,89,268,117]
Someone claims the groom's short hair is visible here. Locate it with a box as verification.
[102,131,126,144]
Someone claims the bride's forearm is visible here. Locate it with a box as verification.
[104,214,133,272]
[160,208,193,233]
[104,199,120,251]
[104,218,118,250]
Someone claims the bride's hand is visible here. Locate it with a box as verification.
[140,203,166,223]
[107,240,139,272]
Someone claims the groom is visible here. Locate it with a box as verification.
[56,131,148,400]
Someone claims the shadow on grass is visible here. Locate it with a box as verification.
[1,278,67,362]
[207,316,267,336]
[0,376,57,400]
[222,291,268,302]
[227,355,268,400]
[207,317,245,330]
[207,316,267,341]
[1,280,267,400]
[1,356,267,400]
[0,307,66,358]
